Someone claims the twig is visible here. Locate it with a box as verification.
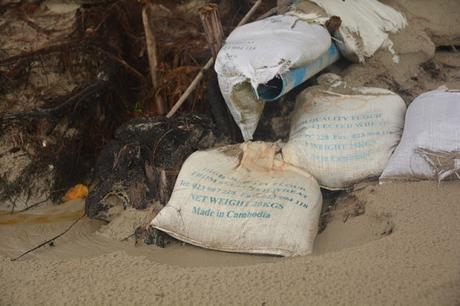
[152,129,174,163]
[92,47,145,81]
[121,232,135,242]
[158,169,169,205]
[19,14,60,35]
[166,59,213,118]
[257,7,277,20]
[166,0,262,118]
[142,4,166,115]
[237,0,262,27]
[11,213,85,261]
[13,198,49,214]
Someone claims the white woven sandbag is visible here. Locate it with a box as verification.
[151,141,322,256]
[215,15,331,140]
[283,79,406,189]
[309,0,407,62]
[380,88,460,181]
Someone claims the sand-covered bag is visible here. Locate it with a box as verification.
[380,88,460,182]
[151,142,322,256]
[282,76,406,189]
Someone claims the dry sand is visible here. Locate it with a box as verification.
[1,1,460,305]
[1,181,460,305]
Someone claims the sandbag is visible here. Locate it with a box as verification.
[151,142,322,256]
[380,88,460,182]
[282,76,406,189]
[214,15,332,141]
[307,0,407,63]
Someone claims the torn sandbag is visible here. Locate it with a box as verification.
[151,142,322,256]
[214,15,333,141]
[291,0,407,62]
[282,74,406,190]
[256,44,340,101]
[380,88,460,182]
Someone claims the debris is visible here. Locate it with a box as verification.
[0,0,228,208]
[0,0,150,209]
[380,87,460,182]
[151,142,323,256]
[85,114,220,221]
[282,74,406,190]
[63,184,88,202]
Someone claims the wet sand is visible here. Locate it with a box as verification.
[1,180,459,305]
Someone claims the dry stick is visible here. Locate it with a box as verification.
[199,4,224,60]
[94,47,145,81]
[11,214,85,261]
[257,7,277,20]
[142,4,166,115]
[166,0,262,118]
[15,198,49,214]
[158,169,169,205]
[237,0,263,27]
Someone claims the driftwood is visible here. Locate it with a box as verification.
[166,0,263,118]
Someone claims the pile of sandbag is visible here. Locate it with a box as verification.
[215,0,408,141]
[150,81,460,257]
[149,2,460,257]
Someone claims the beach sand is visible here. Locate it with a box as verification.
[1,181,459,305]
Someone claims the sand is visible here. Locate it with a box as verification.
[1,181,459,305]
[1,1,460,305]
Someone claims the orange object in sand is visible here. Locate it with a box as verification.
[63,184,88,202]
